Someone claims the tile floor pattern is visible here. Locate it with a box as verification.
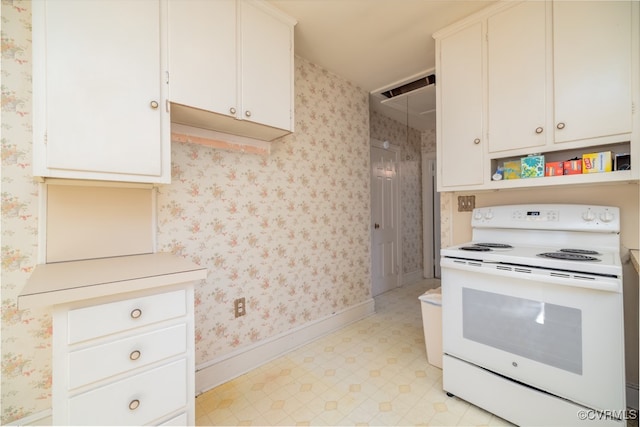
[195,279,513,426]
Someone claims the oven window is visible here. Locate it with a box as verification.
[462,288,582,374]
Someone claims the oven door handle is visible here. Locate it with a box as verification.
[441,258,621,293]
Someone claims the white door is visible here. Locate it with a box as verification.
[370,143,400,297]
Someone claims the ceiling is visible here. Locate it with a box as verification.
[267,0,496,131]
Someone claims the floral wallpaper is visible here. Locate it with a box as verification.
[370,111,436,275]
[156,58,372,363]
[1,0,54,423]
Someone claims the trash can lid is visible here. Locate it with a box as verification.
[418,287,442,306]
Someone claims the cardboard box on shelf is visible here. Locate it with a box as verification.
[521,155,544,178]
[545,161,564,177]
[615,153,631,171]
[564,159,582,175]
[582,151,612,173]
[502,161,521,179]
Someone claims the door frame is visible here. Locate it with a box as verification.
[422,151,440,278]
[370,139,402,294]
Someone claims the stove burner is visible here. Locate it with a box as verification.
[537,252,600,261]
[559,248,600,255]
[474,243,513,249]
[460,246,491,252]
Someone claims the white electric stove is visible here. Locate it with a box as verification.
[441,204,626,426]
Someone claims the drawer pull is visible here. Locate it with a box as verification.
[129,350,141,361]
[129,399,140,411]
[130,308,142,319]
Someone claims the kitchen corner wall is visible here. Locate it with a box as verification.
[0,1,372,421]
[156,58,372,370]
[370,111,436,277]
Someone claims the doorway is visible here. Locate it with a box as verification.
[370,140,401,297]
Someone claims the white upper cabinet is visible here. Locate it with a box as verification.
[435,0,639,191]
[168,0,237,119]
[32,0,171,184]
[553,1,633,145]
[168,0,296,141]
[487,1,548,153]
[436,22,485,189]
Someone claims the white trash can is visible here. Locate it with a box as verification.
[419,287,442,369]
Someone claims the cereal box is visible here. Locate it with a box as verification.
[545,161,564,177]
[582,151,612,173]
[521,155,544,178]
[563,159,582,175]
[502,161,521,180]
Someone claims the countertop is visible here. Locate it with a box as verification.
[18,253,207,309]
[631,250,639,274]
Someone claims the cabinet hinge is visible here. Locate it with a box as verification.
[166,99,170,113]
[44,132,47,145]
[165,70,169,85]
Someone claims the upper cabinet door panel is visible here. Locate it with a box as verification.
[168,0,236,115]
[553,1,633,144]
[438,22,485,188]
[487,1,548,153]
[41,0,166,178]
[240,1,294,131]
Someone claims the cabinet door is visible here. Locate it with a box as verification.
[487,1,548,153]
[553,1,633,144]
[239,1,294,131]
[34,0,169,182]
[168,0,236,116]
[438,23,484,188]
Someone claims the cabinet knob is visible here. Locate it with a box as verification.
[149,100,159,109]
[556,122,566,130]
[535,127,543,134]
[245,110,252,118]
[129,399,140,411]
[130,308,142,319]
[229,107,236,115]
[129,350,141,361]
[473,138,480,145]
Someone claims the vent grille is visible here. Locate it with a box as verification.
[380,74,436,99]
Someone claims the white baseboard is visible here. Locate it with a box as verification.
[195,298,376,395]
[627,383,639,410]
[7,409,52,426]
[402,270,424,285]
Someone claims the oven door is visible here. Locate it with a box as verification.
[441,257,625,413]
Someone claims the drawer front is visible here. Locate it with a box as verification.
[68,359,187,425]
[67,289,186,344]
[161,412,188,426]
[68,323,187,389]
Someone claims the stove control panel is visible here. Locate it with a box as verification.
[471,204,619,232]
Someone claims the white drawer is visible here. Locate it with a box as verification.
[68,358,187,426]
[67,289,186,344]
[68,323,187,389]
[160,412,188,426]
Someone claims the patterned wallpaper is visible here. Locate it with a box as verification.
[0,2,373,422]
[2,1,54,423]
[370,111,436,275]
[156,58,372,364]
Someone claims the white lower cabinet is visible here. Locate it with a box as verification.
[52,286,195,426]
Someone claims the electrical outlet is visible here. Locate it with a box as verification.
[457,195,475,212]
[234,297,246,318]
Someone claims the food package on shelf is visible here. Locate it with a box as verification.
[582,151,612,173]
